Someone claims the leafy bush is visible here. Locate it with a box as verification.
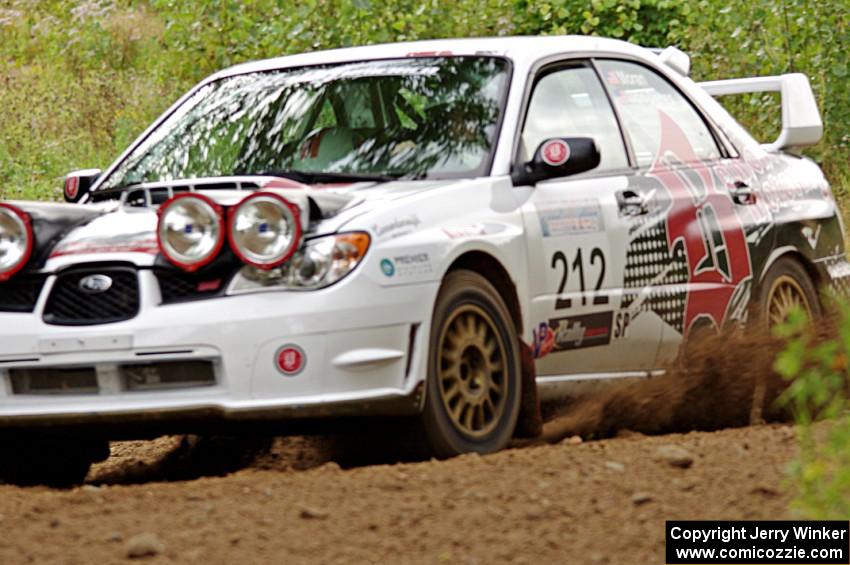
[684,0,850,189]
[774,305,850,518]
[0,0,847,201]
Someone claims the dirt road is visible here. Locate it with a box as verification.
[0,422,800,564]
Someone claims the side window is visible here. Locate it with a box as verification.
[596,60,720,168]
[523,65,629,172]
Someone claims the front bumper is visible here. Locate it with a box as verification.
[0,270,438,433]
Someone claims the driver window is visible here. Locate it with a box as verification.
[523,65,628,172]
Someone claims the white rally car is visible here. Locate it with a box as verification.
[0,36,846,484]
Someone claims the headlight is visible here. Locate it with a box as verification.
[228,192,302,269]
[157,193,225,271]
[0,204,33,282]
[231,232,370,292]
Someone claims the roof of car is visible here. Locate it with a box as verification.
[215,35,652,79]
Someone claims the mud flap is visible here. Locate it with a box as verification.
[514,341,542,438]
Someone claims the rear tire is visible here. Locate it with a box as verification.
[420,270,521,458]
[756,257,821,327]
[749,257,820,424]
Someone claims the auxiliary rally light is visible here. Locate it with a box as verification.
[0,203,33,282]
[157,192,302,272]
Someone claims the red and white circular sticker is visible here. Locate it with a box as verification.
[275,344,306,376]
[64,176,79,200]
[541,139,570,166]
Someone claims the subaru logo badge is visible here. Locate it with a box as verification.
[78,274,113,294]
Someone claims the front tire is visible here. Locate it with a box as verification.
[420,270,521,458]
[0,437,109,487]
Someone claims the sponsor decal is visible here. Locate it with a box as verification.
[802,225,821,250]
[380,258,395,277]
[49,234,159,258]
[64,176,79,200]
[78,274,112,294]
[532,322,555,359]
[537,201,604,237]
[275,344,306,376]
[196,279,223,293]
[406,50,453,57]
[541,139,570,166]
[443,224,487,239]
[385,252,432,278]
[605,69,649,88]
[372,215,421,239]
[827,259,850,279]
[534,312,614,358]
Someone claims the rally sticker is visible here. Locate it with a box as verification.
[275,344,306,376]
[536,200,604,237]
[541,139,570,166]
[64,176,79,200]
[548,311,614,352]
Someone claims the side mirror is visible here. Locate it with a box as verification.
[512,138,601,185]
[63,169,101,203]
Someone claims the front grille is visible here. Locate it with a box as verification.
[0,274,47,312]
[7,360,216,395]
[123,361,216,391]
[155,268,230,304]
[43,267,139,326]
[9,367,98,395]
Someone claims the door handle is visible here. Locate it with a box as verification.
[617,189,655,216]
[729,181,756,205]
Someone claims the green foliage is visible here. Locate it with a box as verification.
[774,302,850,518]
[0,0,847,201]
[683,0,850,181]
[513,0,690,45]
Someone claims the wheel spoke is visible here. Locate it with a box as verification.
[442,381,461,402]
[483,396,495,419]
[451,398,466,421]
[474,404,485,431]
[463,402,475,430]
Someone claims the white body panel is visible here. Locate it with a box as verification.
[0,35,842,432]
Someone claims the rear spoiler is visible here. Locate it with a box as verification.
[699,73,823,154]
[649,46,691,77]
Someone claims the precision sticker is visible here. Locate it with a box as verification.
[275,344,306,376]
[380,258,396,277]
[541,139,570,167]
[537,200,604,237]
[388,252,432,278]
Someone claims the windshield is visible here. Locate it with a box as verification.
[98,57,510,190]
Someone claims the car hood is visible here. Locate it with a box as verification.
[14,177,457,271]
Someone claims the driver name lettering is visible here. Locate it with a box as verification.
[373,215,421,239]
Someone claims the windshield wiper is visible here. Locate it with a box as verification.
[253,169,408,184]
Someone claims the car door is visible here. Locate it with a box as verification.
[519,61,662,377]
[594,59,758,365]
